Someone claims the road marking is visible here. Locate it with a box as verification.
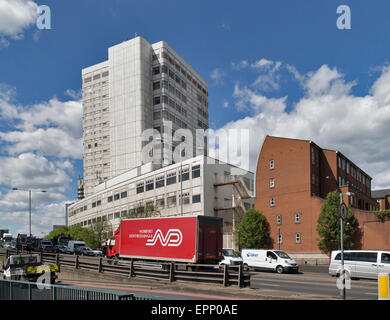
[258,283,281,287]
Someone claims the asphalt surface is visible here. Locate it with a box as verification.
[249,269,378,300]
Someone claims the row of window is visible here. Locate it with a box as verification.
[70,165,201,215]
[277,233,301,244]
[83,70,109,84]
[276,213,301,225]
[154,51,208,97]
[338,156,371,188]
[71,193,202,227]
[136,165,200,194]
[154,109,188,129]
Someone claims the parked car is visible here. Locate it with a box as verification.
[220,248,243,266]
[241,249,299,274]
[90,248,103,256]
[79,247,98,256]
[57,245,72,254]
[329,250,390,280]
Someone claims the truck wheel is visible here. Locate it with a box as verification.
[276,266,284,274]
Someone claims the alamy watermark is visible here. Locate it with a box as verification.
[36,5,51,30]
[141,123,250,175]
[337,5,351,30]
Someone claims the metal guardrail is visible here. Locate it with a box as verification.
[0,249,250,288]
[0,278,140,300]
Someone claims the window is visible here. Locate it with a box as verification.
[311,147,315,165]
[97,200,101,206]
[167,172,176,185]
[145,179,154,191]
[156,175,165,188]
[270,197,275,207]
[121,191,127,199]
[114,193,120,201]
[152,66,160,75]
[161,65,168,74]
[295,213,301,224]
[192,194,201,203]
[192,165,200,179]
[338,157,341,169]
[167,195,177,207]
[296,233,301,244]
[136,182,144,194]
[381,253,390,264]
[92,202,96,208]
[312,173,316,185]
[156,198,165,209]
[153,96,161,105]
[153,81,160,90]
[270,178,275,188]
[153,111,161,120]
[276,215,282,225]
[179,168,190,182]
[270,160,274,170]
[179,192,190,205]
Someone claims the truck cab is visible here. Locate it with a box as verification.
[106,228,120,258]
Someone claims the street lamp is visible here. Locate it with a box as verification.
[12,188,47,237]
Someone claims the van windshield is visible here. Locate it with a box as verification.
[223,249,238,257]
[275,251,291,259]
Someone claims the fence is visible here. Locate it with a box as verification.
[0,249,250,288]
[0,278,155,300]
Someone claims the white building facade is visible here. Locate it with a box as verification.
[81,37,209,197]
[68,156,253,248]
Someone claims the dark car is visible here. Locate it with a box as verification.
[41,244,57,253]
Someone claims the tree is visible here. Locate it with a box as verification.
[317,190,359,254]
[237,209,270,249]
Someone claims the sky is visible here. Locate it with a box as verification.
[1,0,390,236]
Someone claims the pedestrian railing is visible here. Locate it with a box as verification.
[0,278,154,300]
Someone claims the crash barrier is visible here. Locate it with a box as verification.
[0,249,250,288]
[0,278,158,300]
[378,273,390,300]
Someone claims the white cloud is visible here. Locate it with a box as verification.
[0,0,39,46]
[0,86,83,158]
[210,68,226,85]
[218,64,390,189]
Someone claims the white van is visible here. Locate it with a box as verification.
[67,240,86,254]
[220,248,243,266]
[329,250,390,280]
[241,249,299,274]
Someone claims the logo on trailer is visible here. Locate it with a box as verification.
[145,229,183,247]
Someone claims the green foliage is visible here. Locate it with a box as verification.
[237,209,270,249]
[122,202,160,219]
[373,210,390,221]
[317,190,359,254]
[45,221,113,249]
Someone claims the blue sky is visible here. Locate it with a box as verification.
[1,0,390,235]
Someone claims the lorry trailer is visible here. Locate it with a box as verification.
[107,216,223,264]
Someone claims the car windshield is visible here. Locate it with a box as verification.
[223,249,238,257]
[275,251,291,259]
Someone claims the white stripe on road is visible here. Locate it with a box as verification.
[260,283,281,287]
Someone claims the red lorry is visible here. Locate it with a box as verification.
[106,216,223,264]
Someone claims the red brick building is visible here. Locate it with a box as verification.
[254,136,389,254]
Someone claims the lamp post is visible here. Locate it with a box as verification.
[12,188,47,237]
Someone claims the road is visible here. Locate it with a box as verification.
[249,269,378,300]
[56,268,379,300]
